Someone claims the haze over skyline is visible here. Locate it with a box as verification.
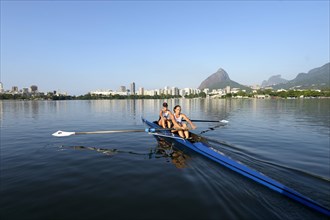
[1,1,329,95]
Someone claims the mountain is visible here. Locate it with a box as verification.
[261,75,288,88]
[273,62,330,89]
[198,68,250,91]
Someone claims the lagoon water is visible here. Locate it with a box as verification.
[1,99,329,220]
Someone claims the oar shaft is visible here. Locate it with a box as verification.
[75,130,146,135]
[74,128,179,135]
[186,119,229,123]
[190,120,219,122]
[52,128,175,137]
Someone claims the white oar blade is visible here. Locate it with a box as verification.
[52,130,76,137]
[220,120,229,123]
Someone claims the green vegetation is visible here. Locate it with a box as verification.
[0,93,74,100]
[255,89,330,98]
[1,89,329,100]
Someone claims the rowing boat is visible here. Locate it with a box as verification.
[142,117,330,216]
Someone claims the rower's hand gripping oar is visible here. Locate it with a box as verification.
[52,128,166,137]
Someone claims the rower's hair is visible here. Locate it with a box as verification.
[173,105,181,111]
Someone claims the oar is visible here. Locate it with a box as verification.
[52,128,168,137]
[187,119,229,123]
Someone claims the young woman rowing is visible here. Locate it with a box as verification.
[172,105,196,139]
[158,102,173,128]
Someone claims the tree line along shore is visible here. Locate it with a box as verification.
[1,89,330,100]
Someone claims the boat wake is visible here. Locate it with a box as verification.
[202,137,330,210]
[204,137,330,183]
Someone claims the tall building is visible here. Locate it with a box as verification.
[172,87,179,96]
[119,86,126,92]
[138,87,144,95]
[30,85,38,93]
[0,82,3,93]
[225,86,231,94]
[22,88,29,94]
[130,82,135,95]
[11,86,19,93]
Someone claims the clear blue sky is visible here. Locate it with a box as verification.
[1,1,329,95]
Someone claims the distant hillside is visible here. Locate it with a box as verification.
[198,68,250,91]
[273,62,330,89]
[261,75,288,88]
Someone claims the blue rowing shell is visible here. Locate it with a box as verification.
[142,117,330,216]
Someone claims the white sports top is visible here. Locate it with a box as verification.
[162,111,170,119]
[174,114,183,123]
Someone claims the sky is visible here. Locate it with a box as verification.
[1,1,329,95]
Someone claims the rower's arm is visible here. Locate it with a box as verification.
[183,114,196,129]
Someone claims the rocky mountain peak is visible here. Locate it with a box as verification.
[209,68,230,81]
[198,67,248,90]
[261,74,288,87]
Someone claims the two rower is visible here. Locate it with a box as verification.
[158,102,196,139]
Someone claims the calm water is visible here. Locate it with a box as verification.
[1,99,329,220]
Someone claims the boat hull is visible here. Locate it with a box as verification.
[142,117,330,216]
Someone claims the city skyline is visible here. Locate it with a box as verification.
[1,1,329,95]
[0,80,204,96]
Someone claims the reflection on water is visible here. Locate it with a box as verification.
[129,99,136,119]
[0,101,3,123]
[1,100,40,121]
[83,98,235,125]
[249,99,330,128]
[62,140,189,169]
[61,145,149,157]
[2,99,329,126]
[156,140,190,168]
